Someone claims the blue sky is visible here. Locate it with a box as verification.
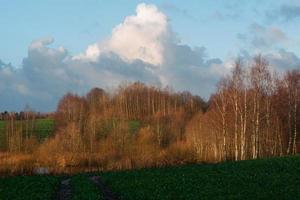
[1,0,300,111]
[3,0,299,66]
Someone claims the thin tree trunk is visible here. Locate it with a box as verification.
[292,88,298,154]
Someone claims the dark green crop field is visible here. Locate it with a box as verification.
[0,175,60,200]
[0,156,300,200]
[99,156,300,200]
[71,175,104,200]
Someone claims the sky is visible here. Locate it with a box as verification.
[1,0,300,111]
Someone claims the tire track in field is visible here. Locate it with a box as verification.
[89,176,120,200]
[54,177,72,200]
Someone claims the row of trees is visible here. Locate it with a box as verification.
[0,55,299,173]
[0,110,51,121]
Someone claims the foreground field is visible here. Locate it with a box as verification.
[0,156,300,199]
[0,176,60,200]
[99,156,300,199]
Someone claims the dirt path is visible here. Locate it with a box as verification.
[89,176,120,200]
[54,177,72,200]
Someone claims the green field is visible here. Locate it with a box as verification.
[0,175,60,200]
[32,119,54,140]
[0,119,54,148]
[0,156,300,199]
[71,175,104,200]
[99,156,300,200]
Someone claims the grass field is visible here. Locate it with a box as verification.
[0,156,299,199]
[32,119,54,141]
[0,119,54,149]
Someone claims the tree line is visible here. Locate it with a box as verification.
[0,55,299,173]
[0,110,51,121]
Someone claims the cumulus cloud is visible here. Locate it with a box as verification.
[1,3,228,112]
[160,43,223,96]
[75,3,170,66]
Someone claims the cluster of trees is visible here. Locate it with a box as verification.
[44,83,207,170]
[0,55,299,173]
[188,56,299,162]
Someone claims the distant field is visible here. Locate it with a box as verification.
[0,119,54,149]
[33,119,54,140]
[0,121,5,129]
[0,155,300,199]
[0,119,140,149]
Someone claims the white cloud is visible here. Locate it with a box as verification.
[29,37,55,50]
[74,3,169,66]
